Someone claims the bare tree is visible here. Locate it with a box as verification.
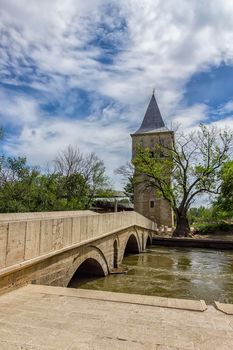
[115,162,134,183]
[115,162,134,201]
[54,145,109,205]
[54,145,84,177]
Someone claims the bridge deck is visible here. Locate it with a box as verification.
[0,285,233,349]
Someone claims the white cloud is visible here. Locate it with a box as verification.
[218,101,233,115]
[171,104,209,130]
[0,91,40,125]
[4,109,132,186]
[211,116,233,129]
[1,0,233,187]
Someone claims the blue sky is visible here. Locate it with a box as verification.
[1,0,233,188]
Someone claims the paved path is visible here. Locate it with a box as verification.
[0,285,233,349]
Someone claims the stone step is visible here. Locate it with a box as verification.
[17,284,208,312]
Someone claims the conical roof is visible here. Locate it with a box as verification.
[134,93,167,134]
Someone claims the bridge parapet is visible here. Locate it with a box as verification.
[0,210,98,222]
[0,211,156,271]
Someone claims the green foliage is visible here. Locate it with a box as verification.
[133,144,174,204]
[123,179,134,202]
[0,156,39,212]
[94,188,115,198]
[188,206,214,225]
[195,222,233,234]
[0,145,111,212]
[213,161,233,219]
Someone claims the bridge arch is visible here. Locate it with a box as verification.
[65,246,109,287]
[144,233,152,249]
[68,258,105,288]
[123,233,140,256]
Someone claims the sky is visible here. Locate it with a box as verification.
[1,0,233,188]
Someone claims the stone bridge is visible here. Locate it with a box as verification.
[0,211,157,294]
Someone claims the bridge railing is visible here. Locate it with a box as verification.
[0,211,156,271]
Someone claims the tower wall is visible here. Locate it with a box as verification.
[131,131,174,227]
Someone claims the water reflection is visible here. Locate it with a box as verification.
[71,246,233,304]
[177,256,192,270]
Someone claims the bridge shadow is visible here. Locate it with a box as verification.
[146,235,152,247]
[68,258,105,288]
[124,234,140,256]
[113,240,118,268]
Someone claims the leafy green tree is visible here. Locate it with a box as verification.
[94,188,115,198]
[0,142,111,212]
[123,180,134,202]
[133,125,233,237]
[188,206,214,225]
[0,156,39,212]
[213,160,233,219]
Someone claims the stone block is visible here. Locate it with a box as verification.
[90,215,100,238]
[6,222,26,267]
[40,220,53,255]
[0,223,8,268]
[52,219,64,250]
[72,217,81,243]
[86,215,94,239]
[63,218,73,247]
[25,221,40,260]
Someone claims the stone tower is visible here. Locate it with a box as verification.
[131,92,174,227]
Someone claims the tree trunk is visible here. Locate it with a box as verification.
[172,213,191,237]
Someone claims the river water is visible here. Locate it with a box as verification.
[73,246,233,305]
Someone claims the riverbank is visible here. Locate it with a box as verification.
[152,236,233,249]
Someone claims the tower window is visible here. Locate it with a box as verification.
[150,200,155,208]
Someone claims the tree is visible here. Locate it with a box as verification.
[54,145,110,208]
[188,206,214,225]
[133,125,233,237]
[115,162,134,202]
[0,156,40,212]
[0,142,111,213]
[213,160,233,219]
[82,152,110,207]
[54,145,83,177]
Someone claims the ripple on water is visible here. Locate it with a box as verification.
[73,246,233,304]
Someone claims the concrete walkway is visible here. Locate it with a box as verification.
[0,285,233,349]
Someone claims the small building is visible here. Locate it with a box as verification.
[92,191,134,213]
